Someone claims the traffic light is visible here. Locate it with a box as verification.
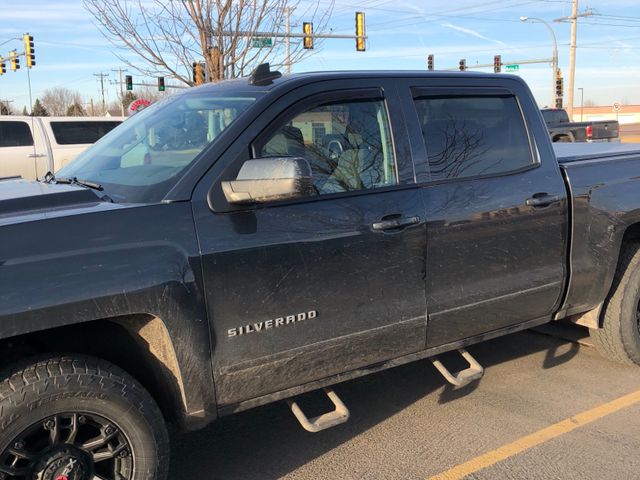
[303,22,313,50]
[427,54,434,71]
[355,12,366,52]
[125,75,133,91]
[158,76,165,91]
[192,62,205,85]
[555,68,563,107]
[24,34,35,68]
[459,59,466,71]
[10,50,19,71]
[0,59,5,76]
[494,55,501,73]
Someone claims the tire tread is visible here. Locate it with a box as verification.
[590,242,640,365]
[0,354,169,480]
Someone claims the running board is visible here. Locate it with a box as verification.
[431,348,484,387]
[287,388,350,433]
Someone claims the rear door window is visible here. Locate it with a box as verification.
[414,96,535,181]
[0,121,34,147]
[50,121,121,145]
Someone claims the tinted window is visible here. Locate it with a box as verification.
[415,96,534,181]
[259,98,397,195]
[50,121,121,145]
[0,121,34,147]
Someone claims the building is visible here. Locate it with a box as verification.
[571,104,640,125]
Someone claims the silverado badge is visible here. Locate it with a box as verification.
[228,310,317,338]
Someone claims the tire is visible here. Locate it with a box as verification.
[590,242,640,365]
[0,354,169,480]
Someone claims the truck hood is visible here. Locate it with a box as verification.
[0,179,119,225]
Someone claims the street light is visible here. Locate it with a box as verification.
[520,16,558,107]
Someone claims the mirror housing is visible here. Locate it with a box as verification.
[222,157,314,205]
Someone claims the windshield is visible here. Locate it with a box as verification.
[57,90,258,203]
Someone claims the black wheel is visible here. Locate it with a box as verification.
[590,242,640,365]
[0,355,169,480]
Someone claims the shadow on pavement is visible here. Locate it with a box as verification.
[169,329,582,479]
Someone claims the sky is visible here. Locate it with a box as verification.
[0,0,639,112]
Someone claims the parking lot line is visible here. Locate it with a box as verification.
[428,388,640,480]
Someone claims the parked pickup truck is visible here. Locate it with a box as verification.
[2,66,640,479]
[541,107,619,143]
[0,116,124,181]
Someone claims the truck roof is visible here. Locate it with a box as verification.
[193,69,524,93]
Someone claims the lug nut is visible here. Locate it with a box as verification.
[43,419,55,430]
[105,426,115,435]
[78,415,87,424]
[118,448,129,458]
[13,441,24,450]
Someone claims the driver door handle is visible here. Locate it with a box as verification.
[525,193,561,208]
[372,215,421,232]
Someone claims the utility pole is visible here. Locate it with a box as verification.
[93,72,109,113]
[567,0,578,118]
[285,6,292,74]
[555,2,593,118]
[111,67,126,116]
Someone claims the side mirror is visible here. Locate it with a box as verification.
[222,157,314,205]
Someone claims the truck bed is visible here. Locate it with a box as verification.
[556,142,640,320]
[554,143,640,163]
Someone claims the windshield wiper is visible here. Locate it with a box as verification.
[54,176,104,192]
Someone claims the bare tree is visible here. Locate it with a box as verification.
[42,88,84,116]
[66,102,87,117]
[84,0,334,85]
[0,101,14,115]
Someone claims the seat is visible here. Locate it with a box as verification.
[262,125,306,157]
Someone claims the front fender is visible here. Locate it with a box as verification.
[0,202,216,427]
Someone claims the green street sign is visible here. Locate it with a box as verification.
[251,38,273,48]
[505,64,520,72]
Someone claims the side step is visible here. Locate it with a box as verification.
[431,348,484,387]
[288,388,350,433]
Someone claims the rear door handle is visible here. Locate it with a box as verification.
[26,153,47,158]
[372,215,421,232]
[526,193,561,207]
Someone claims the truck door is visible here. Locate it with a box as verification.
[400,80,568,347]
[192,80,428,407]
[0,119,48,180]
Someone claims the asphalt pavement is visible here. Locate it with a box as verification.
[170,325,640,480]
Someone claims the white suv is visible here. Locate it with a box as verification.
[0,116,124,180]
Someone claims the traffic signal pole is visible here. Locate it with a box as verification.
[442,57,553,71]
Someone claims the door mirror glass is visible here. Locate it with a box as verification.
[222,157,314,205]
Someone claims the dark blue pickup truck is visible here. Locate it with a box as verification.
[1,65,640,480]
